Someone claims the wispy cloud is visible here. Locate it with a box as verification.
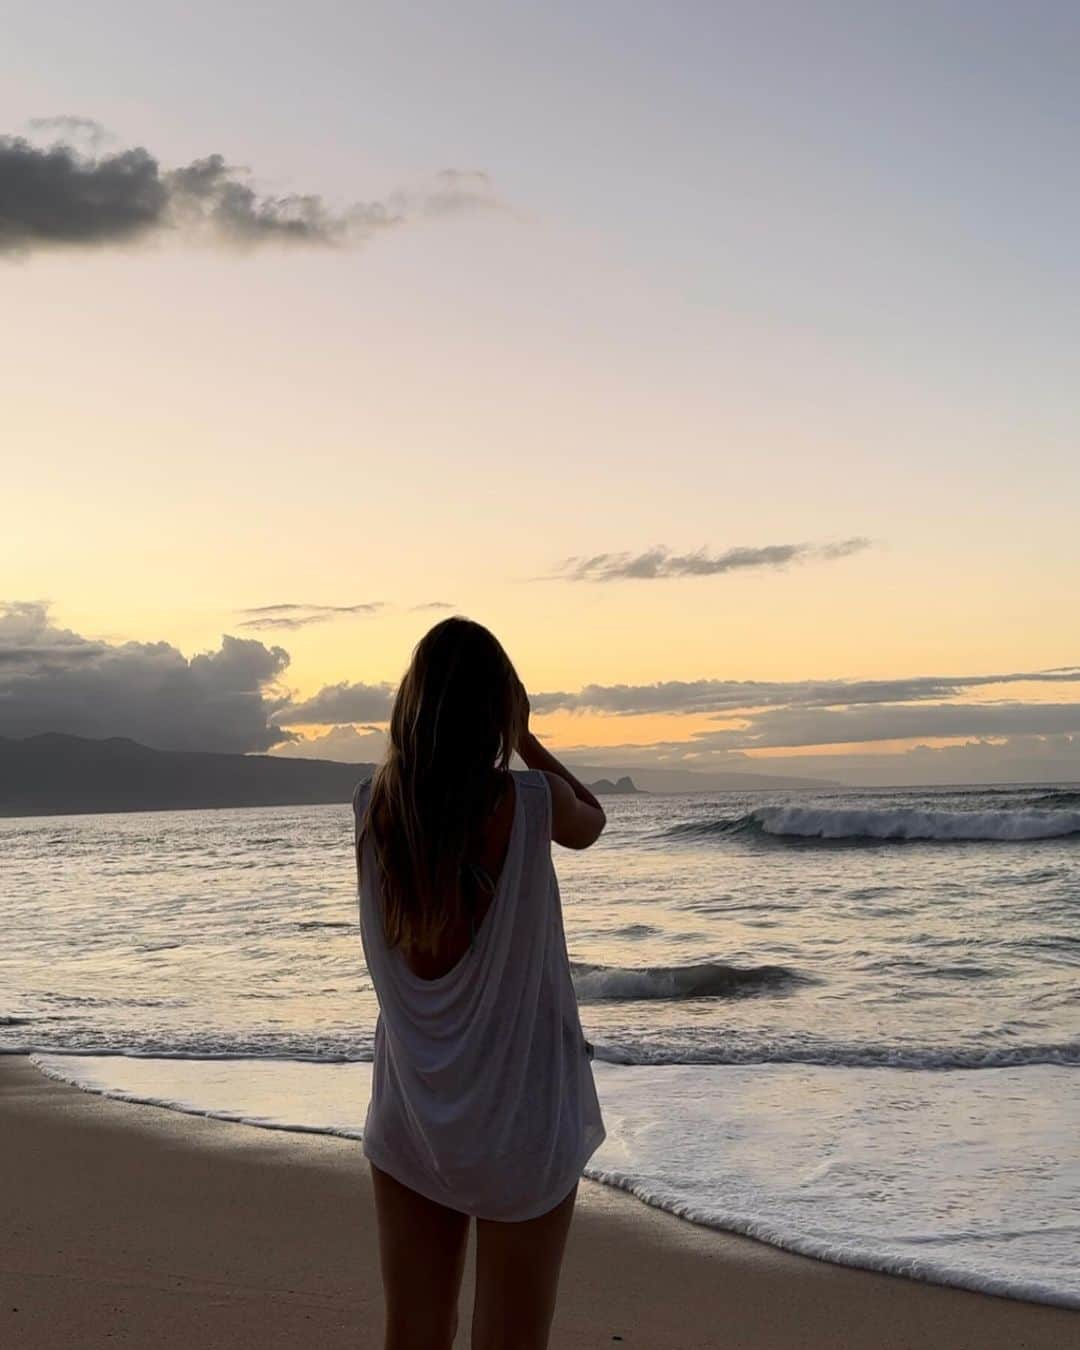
[549,538,871,582]
[530,663,1080,780]
[236,602,384,632]
[26,115,110,149]
[1,121,500,256]
[687,700,1080,752]
[410,600,456,612]
[390,170,497,219]
[553,729,1080,788]
[531,666,1080,717]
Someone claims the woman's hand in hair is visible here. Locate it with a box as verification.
[515,721,607,849]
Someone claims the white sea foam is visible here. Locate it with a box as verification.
[10,1034,1080,1070]
[30,1054,1080,1310]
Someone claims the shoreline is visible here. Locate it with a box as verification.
[26,1050,1080,1312]
[3,1057,1076,1348]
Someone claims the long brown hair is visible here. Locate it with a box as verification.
[357,617,528,955]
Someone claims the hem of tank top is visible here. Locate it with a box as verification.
[361,1135,605,1224]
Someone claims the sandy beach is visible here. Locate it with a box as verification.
[1,1057,1075,1348]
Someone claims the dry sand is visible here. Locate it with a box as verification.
[2,1057,1075,1348]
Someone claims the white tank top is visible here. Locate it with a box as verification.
[353,768,606,1221]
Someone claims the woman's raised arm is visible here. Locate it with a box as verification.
[517,729,607,850]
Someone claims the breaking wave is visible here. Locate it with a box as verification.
[664,805,1080,844]
[571,961,801,1002]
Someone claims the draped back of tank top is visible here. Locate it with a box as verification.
[353,767,606,1222]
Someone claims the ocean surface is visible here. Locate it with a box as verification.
[4,784,1080,1306]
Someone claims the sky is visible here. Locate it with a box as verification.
[3,1,1079,786]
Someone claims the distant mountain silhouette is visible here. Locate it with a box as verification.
[0,734,839,818]
[0,734,375,817]
[587,775,643,794]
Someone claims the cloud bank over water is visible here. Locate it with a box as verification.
[0,602,291,753]
[532,668,1080,716]
[270,723,388,763]
[3,601,1077,783]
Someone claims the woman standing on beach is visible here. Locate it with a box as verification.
[353,617,607,1350]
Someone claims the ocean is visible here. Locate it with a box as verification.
[4,784,1079,1307]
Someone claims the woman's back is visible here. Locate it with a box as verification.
[394,768,517,982]
[355,767,606,1222]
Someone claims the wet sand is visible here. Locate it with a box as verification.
[2,1057,1075,1348]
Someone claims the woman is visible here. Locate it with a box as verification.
[353,617,607,1350]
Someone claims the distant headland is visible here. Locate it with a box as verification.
[586,775,643,794]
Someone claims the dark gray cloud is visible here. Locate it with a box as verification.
[276,680,395,726]
[236,602,384,632]
[531,667,1080,717]
[550,538,871,582]
[1,126,498,256]
[0,601,293,752]
[1,137,167,253]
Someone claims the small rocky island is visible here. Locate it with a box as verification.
[586,775,642,794]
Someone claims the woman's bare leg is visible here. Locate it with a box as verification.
[471,1183,578,1350]
[370,1163,471,1350]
